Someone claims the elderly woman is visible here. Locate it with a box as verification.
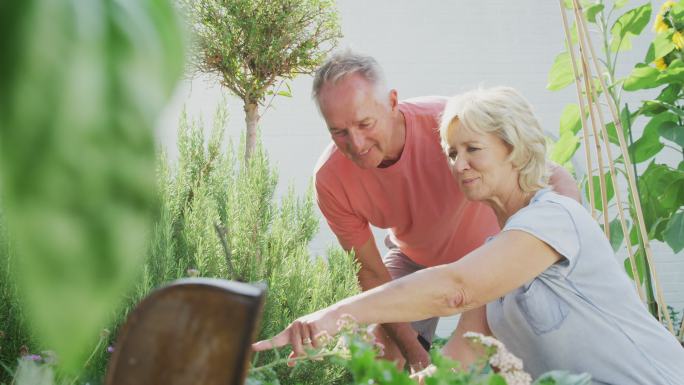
[253,87,684,384]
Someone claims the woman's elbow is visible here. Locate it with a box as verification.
[431,267,477,316]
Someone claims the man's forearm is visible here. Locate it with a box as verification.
[357,269,429,365]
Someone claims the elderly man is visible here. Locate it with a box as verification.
[311,50,580,370]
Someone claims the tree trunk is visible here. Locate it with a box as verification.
[244,102,259,161]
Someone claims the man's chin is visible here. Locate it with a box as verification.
[353,160,381,169]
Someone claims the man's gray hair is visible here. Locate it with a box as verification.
[312,49,387,103]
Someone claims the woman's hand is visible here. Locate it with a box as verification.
[252,307,341,365]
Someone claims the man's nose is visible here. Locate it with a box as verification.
[349,131,365,152]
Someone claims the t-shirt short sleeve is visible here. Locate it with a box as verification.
[503,199,580,273]
[314,176,372,251]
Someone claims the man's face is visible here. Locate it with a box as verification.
[317,74,397,169]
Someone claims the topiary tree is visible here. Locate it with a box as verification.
[181,0,342,160]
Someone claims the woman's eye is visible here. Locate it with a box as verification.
[448,150,457,160]
[467,147,479,152]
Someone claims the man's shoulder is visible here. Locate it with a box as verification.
[313,142,353,187]
[399,95,449,116]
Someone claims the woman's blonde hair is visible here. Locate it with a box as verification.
[439,87,548,192]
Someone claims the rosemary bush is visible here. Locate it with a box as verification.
[1,104,360,385]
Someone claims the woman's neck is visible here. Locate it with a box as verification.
[485,188,538,228]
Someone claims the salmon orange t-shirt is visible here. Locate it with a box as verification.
[314,96,500,267]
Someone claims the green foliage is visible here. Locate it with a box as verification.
[133,106,361,385]
[663,210,684,252]
[584,172,614,211]
[249,327,591,385]
[180,0,342,159]
[547,52,575,91]
[609,3,652,52]
[546,0,684,303]
[0,0,185,374]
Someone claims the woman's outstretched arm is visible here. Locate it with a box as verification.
[252,230,561,356]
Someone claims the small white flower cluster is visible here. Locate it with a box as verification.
[463,332,532,385]
[332,314,385,357]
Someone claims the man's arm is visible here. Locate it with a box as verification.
[353,236,430,371]
[548,162,581,202]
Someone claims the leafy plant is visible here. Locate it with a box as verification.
[248,318,591,385]
[547,0,684,318]
[0,0,185,375]
[180,0,342,160]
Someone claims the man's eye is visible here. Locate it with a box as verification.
[332,130,347,137]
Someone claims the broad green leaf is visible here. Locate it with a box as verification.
[609,217,627,252]
[629,113,676,163]
[560,103,582,135]
[664,211,684,253]
[645,31,675,63]
[0,0,185,373]
[605,106,634,145]
[584,172,614,212]
[637,162,683,232]
[547,52,575,91]
[660,176,684,210]
[586,4,605,22]
[642,100,684,117]
[658,121,684,147]
[550,131,580,165]
[610,3,652,52]
[658,83,682,102]
[623,63,660,90]
[656,59,684,84]
[624,247,646,284]
[629,134,664,163]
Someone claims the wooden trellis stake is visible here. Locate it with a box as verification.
[558,5,597,218]
[561,0,674,333]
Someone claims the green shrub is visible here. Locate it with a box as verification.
[1,103,360,384]
[92,104,359,384]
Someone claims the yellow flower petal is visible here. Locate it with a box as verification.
[654,57,668,70]
[654,14,669,33]
[673,31,684,49]
[661,0,677,12]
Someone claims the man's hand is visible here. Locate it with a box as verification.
[548,162,581,202]
[405,344,431,373]
[353,237,431,370]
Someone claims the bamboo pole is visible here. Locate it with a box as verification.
[570,18,645,302]
[571,0,674,334]
[557,1,597,219]
[568,3,645,301]
[567,1,609,237]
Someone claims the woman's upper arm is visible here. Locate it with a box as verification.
[448,230,563,309]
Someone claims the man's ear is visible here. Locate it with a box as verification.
[389,89,398,110]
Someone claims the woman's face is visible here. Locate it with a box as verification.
[444,121,518,201]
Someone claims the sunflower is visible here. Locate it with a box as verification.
[673,31,684,49]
